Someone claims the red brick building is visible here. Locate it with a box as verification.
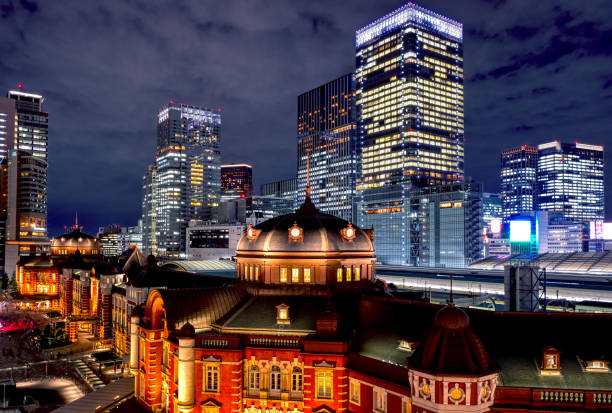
[130,195,612,413]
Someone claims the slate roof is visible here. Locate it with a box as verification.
[213,295,328,334]
[158,286,248,332]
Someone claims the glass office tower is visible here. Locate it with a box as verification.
[0,89,49,275]
[500,145,538,219]
[297,74,356,221]
[355,3,464,264]
[537,141,604,223]
[142,102,221,258]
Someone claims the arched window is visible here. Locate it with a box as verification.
[248,366,260,390]
[270,366,281,392]
[292,367,303,392]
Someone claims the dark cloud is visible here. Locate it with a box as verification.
[1,0,611,235]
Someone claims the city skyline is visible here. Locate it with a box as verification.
[1,0,611,235]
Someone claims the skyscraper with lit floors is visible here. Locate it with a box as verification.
[537,141,604,223]
[141,102,221,259]
[297,74,356,222]
[500,145,538,219]
[354,3,464,264]
[0,88,49,275]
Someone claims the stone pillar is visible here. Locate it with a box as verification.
[129,314,140,373]
[177,323,196,413]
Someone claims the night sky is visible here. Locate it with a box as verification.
[1,0,611,237]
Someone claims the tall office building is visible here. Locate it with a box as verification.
[500,145,538,219]
[297,74,356,221]
[537,141,604,222]
[221,164,253,198]
[409,181,482,268]
[482,192,502,227]
[354,3,464,264]
[0,89,49,275]
[260,177,297,199]
[141,102,221,259]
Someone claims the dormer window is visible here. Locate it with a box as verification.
[585,359,610,372]
[397,339,412,352]
[276,304,290,325]
[540,346,562,375]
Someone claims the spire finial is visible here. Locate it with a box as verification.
[449,273,454,306]
[75,211,78,227]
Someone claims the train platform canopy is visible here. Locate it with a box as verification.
[52,376,134,412]
[470,251,612,274]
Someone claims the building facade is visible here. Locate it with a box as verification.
[355,3,465,265]
[141,102,221,259]
[221,164,253,198]
[297,74,356,221]
[409,181,483,267]
[537,141,604,223]
[129,194,612,413]
[500,145,538,219]
[0,89,50,276]
[260,178,297,200]
[186,222,246,260]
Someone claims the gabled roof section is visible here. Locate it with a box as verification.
[122,246,147,273]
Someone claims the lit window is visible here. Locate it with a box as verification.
[249,265,253,280]
[346,267,352,282]
[292,268,299,283]
[354,266,360,281]
[303,268,311,282]
[373,388,386,412]
[449,385,464,403]
[270,366,281,392]
[255,266,259,281]
[350,379,360,404]
[280,268,287,283]
[292,367,303,392]
[248,366,260,391]
[337,268,343,282]
[316,370,333,399]
[205,364,219,392]
[276,304,290,325]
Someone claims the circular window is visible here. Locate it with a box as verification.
[420,383,431,398]
[290,227,301,238]
[481,385,491,401]
[449,386,464,403]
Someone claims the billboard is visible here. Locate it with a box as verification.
[510,220,532,243]
[590,220,604,240]
[604,222,612,240]
[490,218,502,234]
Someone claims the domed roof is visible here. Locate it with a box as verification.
[236,197,374,255]
[433,305,470,329]
[410,305,498,375]
[177,322,195,338]
[51,228,100,253]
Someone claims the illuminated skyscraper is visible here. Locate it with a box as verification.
[0,88,49,275]
[354,3,464,264]
[141,102,221,259]
[537,141,604,222]
[221,164,253,198]
[297,74,356,221]
[500,145,538,219]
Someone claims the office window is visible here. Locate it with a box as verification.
[292,367,303,392]
[316,369,332,399]
[280,268,287,283]
[336,268,343,282]
[303,268,311,283]
[248,366,260,390]
[205,364,219,392]
[270,366,281,392]
[292,267,299,283]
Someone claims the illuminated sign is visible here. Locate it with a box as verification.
[590,220,604,240]
[510,220,531,243]
[490,219,502,234]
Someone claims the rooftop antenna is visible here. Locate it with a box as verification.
[305,148,312,199]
